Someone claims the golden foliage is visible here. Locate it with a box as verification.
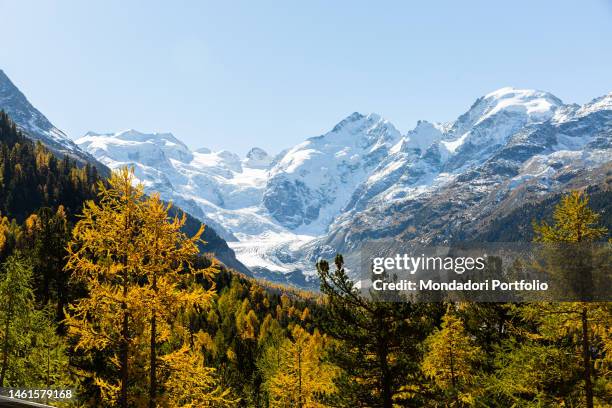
[159,336,238,407]
[533,190,607,243]
[64,167,231,406]
[421,308,480,396]
[261,326,338,407]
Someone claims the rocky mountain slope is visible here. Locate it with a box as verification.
[318,88,611,253]
[76,87,611,285]
[0,69,107,170]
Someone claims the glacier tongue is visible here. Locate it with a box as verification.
[75,128,322,278]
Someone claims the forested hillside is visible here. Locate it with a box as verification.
[0,110,100,222]
[0,110,610,407]
[0,110,249,275]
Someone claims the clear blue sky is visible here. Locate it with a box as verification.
[1,1,611,155]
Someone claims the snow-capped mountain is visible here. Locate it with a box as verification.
[263,113,401,231]
[0,69,104,168]
[75,113,403,285]
[76,87,612,286]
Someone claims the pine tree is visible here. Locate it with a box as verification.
[317,254,437,408]
[486,336,579,406]
[0,253,69,390]
[23,206,71,322]
[0,111,100,224]
[0,254,36,386]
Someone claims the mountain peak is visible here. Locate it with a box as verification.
[0,69,55,135]
[0,69,14,87]
[77,129,194,164]
[195,147,212,154]
[245,147,272,169]
[112,129,191,151]
[404,120,444,152]
[480,87,564,119]
[450,87,564,139]
[83,131,102,137]
[328,112,393,140]
[246,147,269,160]
[577,92,612,117]
[483,86,563,106]
[331,112,367,132]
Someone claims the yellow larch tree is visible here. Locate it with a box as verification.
[262,325,338,408]
[137,192,232,407]
[0,213,8,253]
[528,190,611,408]
[65,168,146,407]
[65,167,235,407]
[421,307,481,406]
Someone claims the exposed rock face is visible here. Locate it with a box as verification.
[245,147,272,169]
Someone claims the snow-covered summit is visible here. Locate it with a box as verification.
[432,87,565,169]
[478,87,563,122]
[321,87,611,260]
[76,129,194,165]
[402,120,446,152]
[263,112,401,230]
[576,92,612,117]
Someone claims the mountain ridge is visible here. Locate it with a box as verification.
[0,69,108,171]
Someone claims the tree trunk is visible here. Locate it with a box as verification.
[449,347,456,389]
[149,313,156,408]
[582,308,594,408]
[120,195,132,408]
[449,341,459,407]
[297,346,302,408]
[149,271,157,408]
[56,270,68,331]
[120,282,129,408]
[378,335,392,408]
